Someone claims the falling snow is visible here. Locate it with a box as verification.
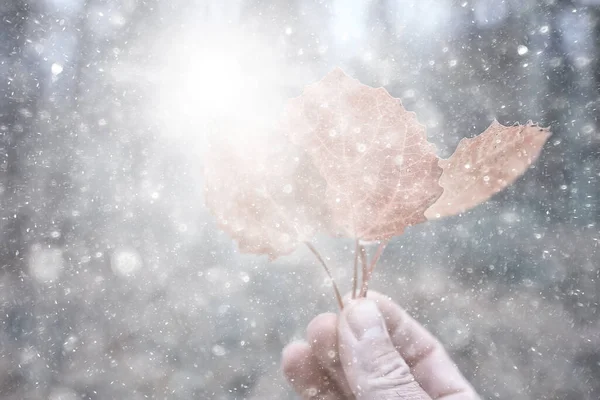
[517,45,529,56]
[0,1,598,399]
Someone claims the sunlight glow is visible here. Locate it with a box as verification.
[168,49,246,117]
[151,28,287,154]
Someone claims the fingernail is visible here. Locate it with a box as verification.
[346,300,385,340]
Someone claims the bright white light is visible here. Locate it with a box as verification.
[169,50,246,117]
[147,28,288,154]
[111,22,298,160]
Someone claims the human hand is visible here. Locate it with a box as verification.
[282,291,480,399]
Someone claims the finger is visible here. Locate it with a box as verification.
[281,341,345,400]
[306,313,355,399]
[338,299,432,400]
[365,291,480,399]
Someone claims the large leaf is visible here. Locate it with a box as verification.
[425,120,551,219]
[283,68,443,240]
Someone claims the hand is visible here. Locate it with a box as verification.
[282,291,480,399]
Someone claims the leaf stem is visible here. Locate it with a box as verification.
[358,243,367,298]
[368,239,390,275]
[359,239,389,298]
[352,239,359,299]
[304,242,344,310]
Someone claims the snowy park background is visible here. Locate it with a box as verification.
[0,0,599,399]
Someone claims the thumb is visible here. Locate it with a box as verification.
[338,299,432,400]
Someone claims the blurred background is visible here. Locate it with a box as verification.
[0,0,598,399]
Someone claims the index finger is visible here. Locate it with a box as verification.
[365,291,480,399]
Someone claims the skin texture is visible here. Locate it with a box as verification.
[281,291,481,400]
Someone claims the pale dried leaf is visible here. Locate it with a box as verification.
[425,120,551,219]
[283,68,443,240]
[204,127,328,259]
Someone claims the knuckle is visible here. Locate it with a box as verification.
[365,348,416,391]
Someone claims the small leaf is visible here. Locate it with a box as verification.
[425,120,551,219]
[204,127,329,259]
[283,68,443,240]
